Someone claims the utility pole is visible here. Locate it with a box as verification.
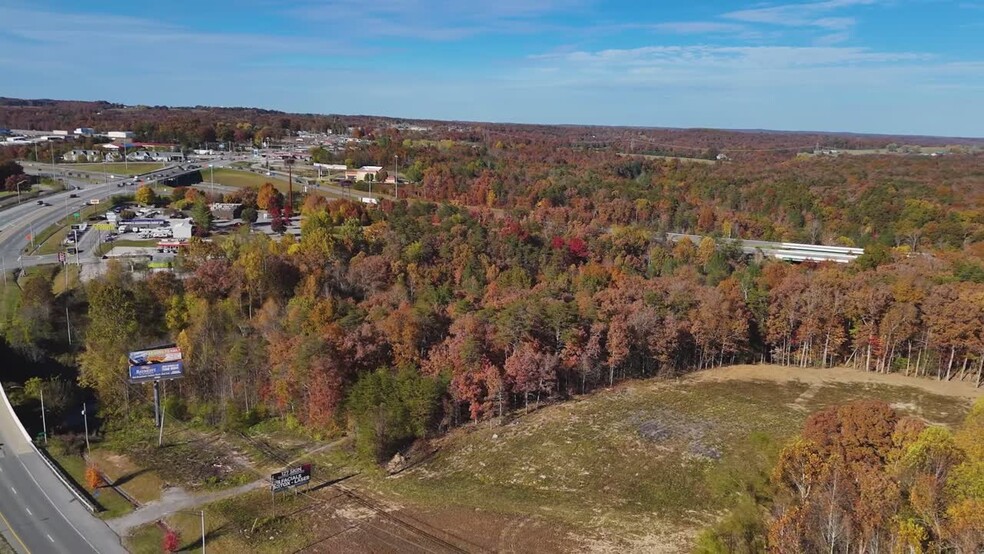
[394,155,399,200]
[40,386,47,445]
[284,156,295,219]
[201,510,206,554]
[66,305,72,344]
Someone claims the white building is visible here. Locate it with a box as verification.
[52,130,71,137]
[171,219,194,239]
[151,151,185,162]
[353,165,382,181]
[63,149,102,162]
[107,131,134,139]
[74,127,95,137]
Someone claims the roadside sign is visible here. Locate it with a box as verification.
[128,345,185,383]
[74,212,81,219]
[271,464,312,493]
[57,251,66,263]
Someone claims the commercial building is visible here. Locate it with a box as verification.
[209,203,242,220]
[171,220,194,239]
[107,131,134,139]
[74,127,95,137]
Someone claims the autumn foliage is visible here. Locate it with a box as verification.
[162,528,181,553]
[85,464,102,491]
[767,399,984,552]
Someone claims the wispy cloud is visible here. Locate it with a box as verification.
[724,0,878,30]
[646,21,750,34]
[287,0,587,40]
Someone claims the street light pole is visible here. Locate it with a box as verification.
[201,510,206,554]
[81,403,90,458]
[394,155,398,200]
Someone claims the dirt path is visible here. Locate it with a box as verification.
[106,478,266,535]
[693,364,983,400]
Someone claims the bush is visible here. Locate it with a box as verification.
[163,396,188,421]
[85,464,103,490]
[162,529,181,553]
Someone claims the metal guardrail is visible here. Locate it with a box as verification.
[0,383,99,513]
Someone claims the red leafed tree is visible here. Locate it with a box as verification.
[505,341,558,412]
[162,528,181,553]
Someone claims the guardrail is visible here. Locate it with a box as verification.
[0,383,99,513]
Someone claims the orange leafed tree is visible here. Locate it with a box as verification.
[85,464,103,490]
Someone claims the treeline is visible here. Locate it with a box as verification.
[58,196,982,463]
[698,399,984,552]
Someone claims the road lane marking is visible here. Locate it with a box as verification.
[0,506,31,553]
[24,508,31,516]
[14,456,101,554]
[47,533,54,542]
[10,486,15,495]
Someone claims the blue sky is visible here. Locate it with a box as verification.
[1,0,982,136]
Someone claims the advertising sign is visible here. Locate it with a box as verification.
[128,346,184,383]
[270,464,312,493]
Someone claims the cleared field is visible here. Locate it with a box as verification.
[366,365,975,552]
[208,168,290,190]
[111,365,980,553]
[65,163,166,176]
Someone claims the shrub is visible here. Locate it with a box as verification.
[162,529,181,553]
[85,464,103,490]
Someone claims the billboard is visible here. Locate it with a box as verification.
[128,346,184,383]
[271,464,312,493]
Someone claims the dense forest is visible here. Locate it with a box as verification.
[3,99,983,550]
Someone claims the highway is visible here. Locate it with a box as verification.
[0,385,125,554]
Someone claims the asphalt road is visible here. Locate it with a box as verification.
[0,173,123,271]
[0,386,125,554]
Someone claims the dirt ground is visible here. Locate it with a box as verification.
[694,364,983,400]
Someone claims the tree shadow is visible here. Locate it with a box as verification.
[112,467,152,487]
[306,473,357,493]
[177,521,231,552]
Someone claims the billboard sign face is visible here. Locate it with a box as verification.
[128,346,184,383]
[271,464,312,493]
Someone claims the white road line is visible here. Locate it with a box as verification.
[25,508,32,516]
[47,533,55,542]
[14,455,101,554]
[9,486,15,495]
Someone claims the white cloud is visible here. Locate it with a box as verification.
[287,0,586,40]
[724,0,879,29]
[646,22,750,34]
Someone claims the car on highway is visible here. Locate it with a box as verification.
[69,193,78,198]
[36,199,44,205]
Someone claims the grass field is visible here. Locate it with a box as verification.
[51,264,81,295]
[357,366,976,551]
[95,239,158,257]
[207,168,289,191]
[65,163,166,176]
[45,438,135,519]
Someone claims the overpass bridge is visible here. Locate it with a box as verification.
[666,233,864,264]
